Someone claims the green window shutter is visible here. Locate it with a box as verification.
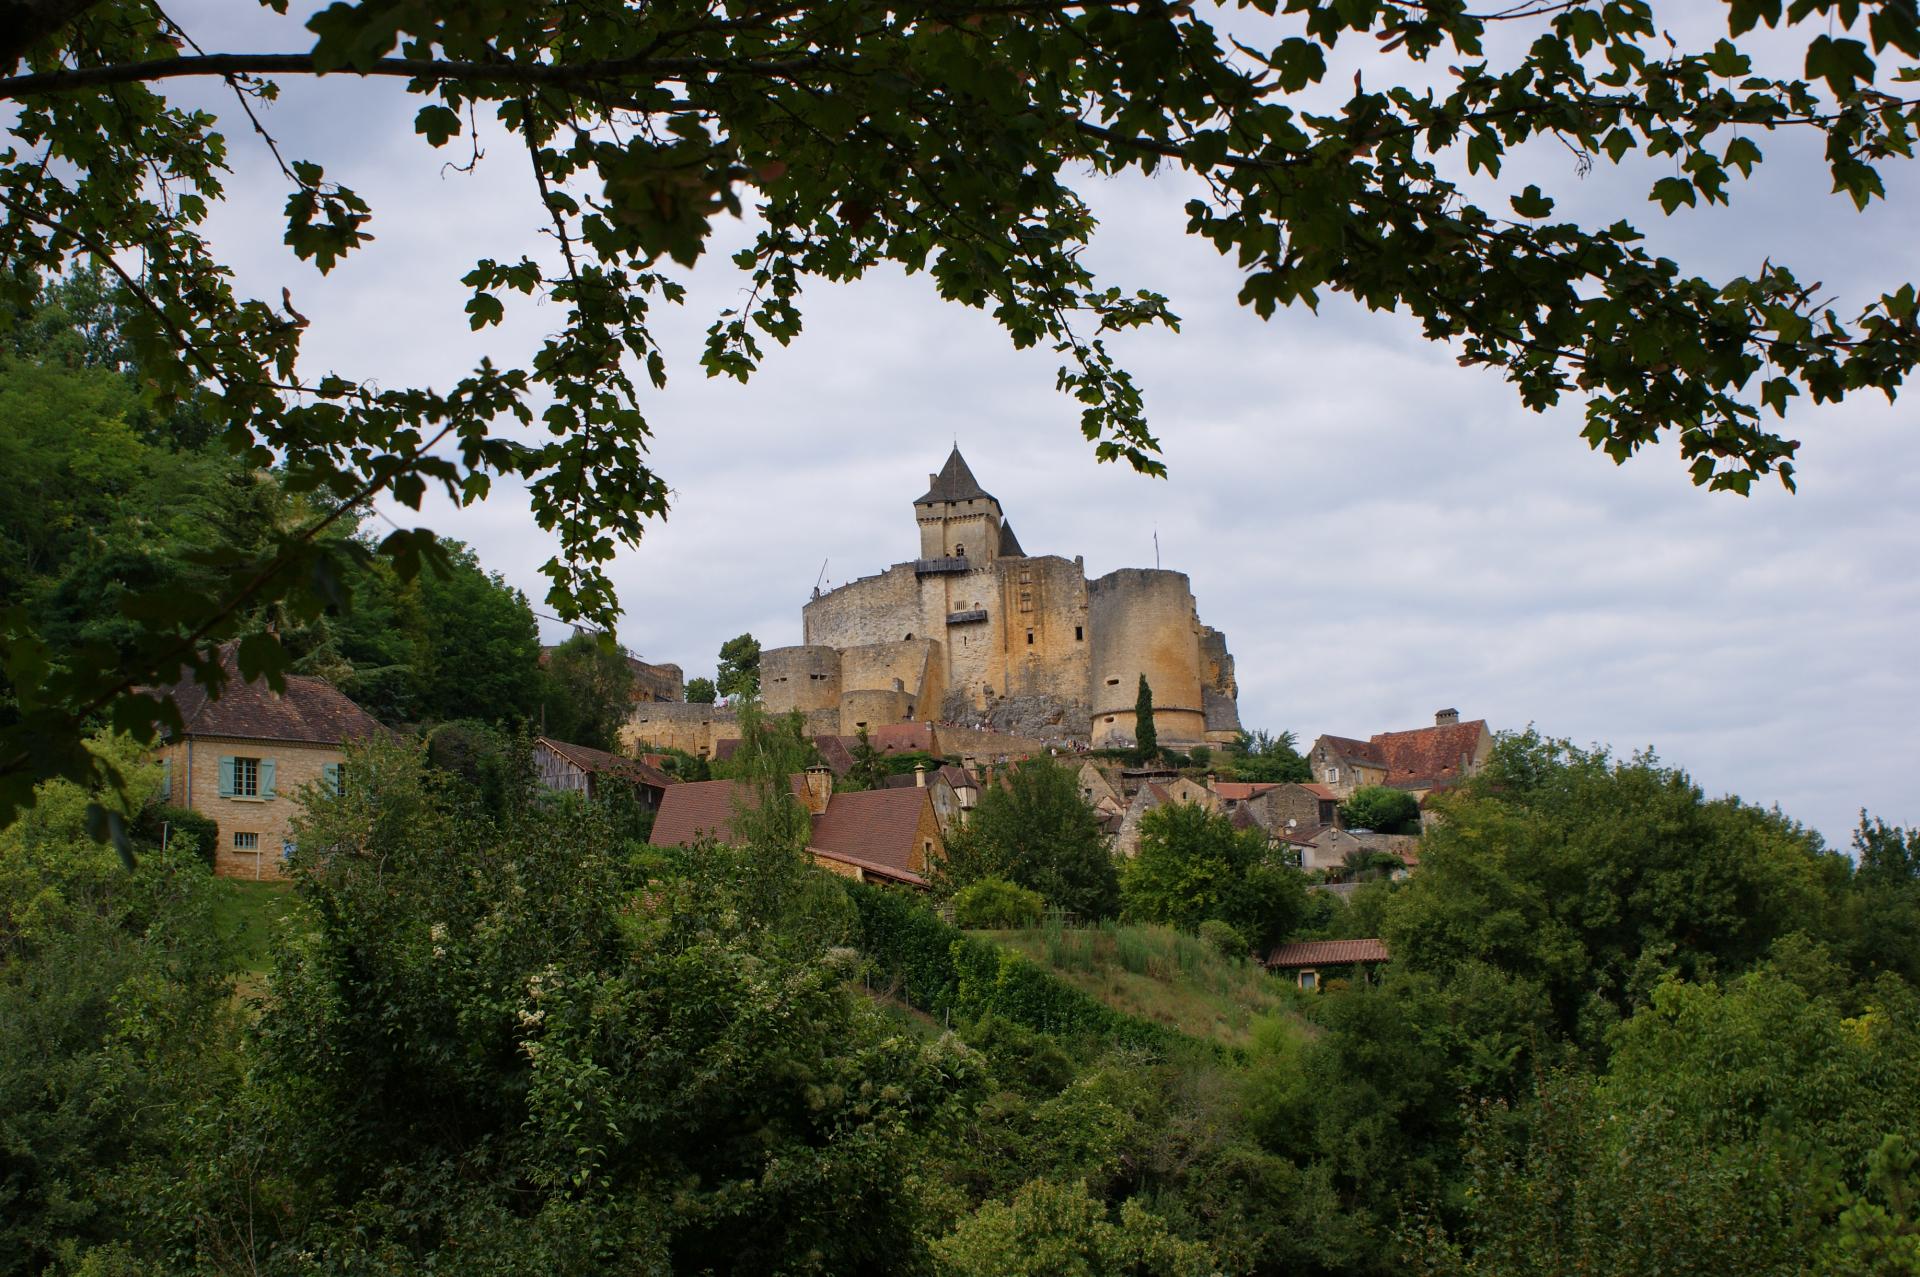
[160,756,172,801]
[259,757,276,798]
[323,762,341,796]
[218,757,236,797]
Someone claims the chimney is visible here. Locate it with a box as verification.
[1435,708,1460,727]
[914,763,927,788]
[802,765,832,815]
[928,473,938,489]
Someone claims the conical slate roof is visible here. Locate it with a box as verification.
[914,446,995,506]
[998,520,1025,557]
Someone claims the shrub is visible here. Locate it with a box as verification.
[1197,918,1249,960]
[954,877,1046,929]
[146,805,218,867]
[1338,785,1421,835]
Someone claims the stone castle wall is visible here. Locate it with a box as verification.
[761,645,843,713]
[1086,568,1208,748]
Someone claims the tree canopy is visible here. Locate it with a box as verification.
[6,0,1920,820]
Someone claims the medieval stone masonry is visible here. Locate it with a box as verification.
[628,448,1242,755]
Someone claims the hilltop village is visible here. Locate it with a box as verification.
[146,448,1492,905]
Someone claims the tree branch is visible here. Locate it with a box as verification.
[0,49,829,100]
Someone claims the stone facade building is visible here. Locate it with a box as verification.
[1308,710,1494,800]
[775,448,1240,751]
[154,646,385,880]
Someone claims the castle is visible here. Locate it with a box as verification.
[626,448,1241,756]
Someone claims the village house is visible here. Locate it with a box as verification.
[1308,709,1494,801]
[1265,938,1391,991]
[153,648,385,880]
[878,763,979,839]
[533,737,675,808]
[649,767,943,887]
[1112,774,1221,857]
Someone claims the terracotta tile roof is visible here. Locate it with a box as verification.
[1265,938,1390,969]
[1300,782,1339,801]
[810,786,936,876]
[808,845,929,888]
[1369,720,1487,788]
[938,764,978,792]
[1229,805,1260,831]
[652,777,936,879]
[537,737,674,790]
[1212,781,1279,801]
[812,735,857,776]
[651,776,807,846]
[159,646,384,745]
[1320,735,1384,765]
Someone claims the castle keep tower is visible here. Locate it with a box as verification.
[913,447,1024,564]
[777,449,1239,749]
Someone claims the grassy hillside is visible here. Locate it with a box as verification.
[971,919,1305,1049]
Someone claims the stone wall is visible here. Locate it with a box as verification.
[624,701,738,756]
[761,644,842,714]
[1086,568,1208,748]
[838,687,910,733]
[162,735,341,880]
[995,554,1091,707]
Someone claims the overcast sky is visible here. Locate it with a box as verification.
[156,2,1918,847]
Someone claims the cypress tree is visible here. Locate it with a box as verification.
[1134,674,1158,761]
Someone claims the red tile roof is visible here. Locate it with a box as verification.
[1265,938,1390,969]
[651,776,937,880]
[159,646,384,745]
[809,786,936,876]
[1369,720,1488,788]
[650,776,807,846]
[537,737,674,789]
[1319,735,1384,765]
[1212,781,1279,801]
[1300,782,1339,801]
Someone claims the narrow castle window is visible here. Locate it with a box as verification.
[1075,626,1084,641]
[1026,629,1034,645]
[1106,677,1120,686]
[1019,592,1033,613]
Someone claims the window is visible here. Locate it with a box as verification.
[923,839,934,855]
[1019,591,1033,613]
[323,762,343,796]
[233,831,259,850]
[955,543,965,557]
[219,755,275,799]
[1026,630,1034,645]
[1019,569,1031,584]
[1105,715,1116,724]
[1298,970,1318,991]
[1075,626,1083,641]
[1328,766,1340,784]
[1105,677,1120,686]
[281,839,297,860]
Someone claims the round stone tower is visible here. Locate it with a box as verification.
[1086,568,1208,749]
[759,645,843,715]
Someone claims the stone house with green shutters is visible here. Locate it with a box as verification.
[154,647,385,879]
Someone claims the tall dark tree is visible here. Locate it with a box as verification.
[683,676,716,705]
[1229,730,1313,785]
[1133,675,1158,761]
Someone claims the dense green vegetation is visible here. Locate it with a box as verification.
[0,272,646,773]
[940,757,1120,919]
[8,709,1916,1274]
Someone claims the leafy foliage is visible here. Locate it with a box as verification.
[715,632,762,700]
[948,757,1120,919]
[953,877,1046,930]
[1339,785,1421,835]
[538,631,635,751]
[682,675,716,704]
[1123,800,1308,951]
[12,0,1920,819]
[1226,729,1312,785]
